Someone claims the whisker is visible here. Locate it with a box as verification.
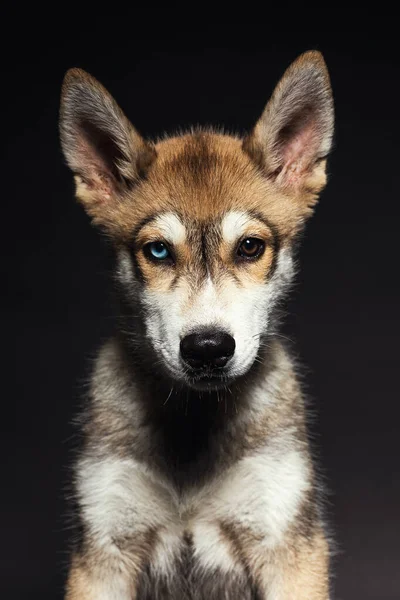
[271,332,295,343]
[163,386,174,406]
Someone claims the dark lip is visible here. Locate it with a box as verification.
[185,370,232,391]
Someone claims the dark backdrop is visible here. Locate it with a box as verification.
[3,18,400,600]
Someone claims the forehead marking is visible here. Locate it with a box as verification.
[221,211,253,244]
[151,213,186,245]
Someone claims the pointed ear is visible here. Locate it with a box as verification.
[243,51,334,206]
[59,69,156,222]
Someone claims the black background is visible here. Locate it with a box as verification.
[4,16,400,600]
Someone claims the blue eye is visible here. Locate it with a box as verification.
[145,241,171,262]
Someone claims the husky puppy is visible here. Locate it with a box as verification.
[60,50,334,599]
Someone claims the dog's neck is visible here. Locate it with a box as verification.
[99,333,296,491]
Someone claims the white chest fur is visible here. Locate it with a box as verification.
[77,439,310,578]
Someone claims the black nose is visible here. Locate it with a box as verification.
[180,330,236,369]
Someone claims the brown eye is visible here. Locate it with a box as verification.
[237,238,265,260]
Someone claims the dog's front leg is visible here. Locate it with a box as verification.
[65,455,173,599]
[256,529,331,600]
[65,550,139,600]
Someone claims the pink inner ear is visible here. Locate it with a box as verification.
[75,134,117,200]
[280,118,320,183]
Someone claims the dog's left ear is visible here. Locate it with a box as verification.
[243,51,334,207]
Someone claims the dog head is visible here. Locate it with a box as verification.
[60,51,334,390]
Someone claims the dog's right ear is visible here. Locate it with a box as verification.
[60,69,156,223]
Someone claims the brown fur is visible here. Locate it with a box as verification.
[220,517,329,598]
[60,50,335,599]
[73,132,314,242]
[133,209,277,294]
[60,51,333,248]
[66,527,160,600]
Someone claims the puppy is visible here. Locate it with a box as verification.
[60,50,334,599]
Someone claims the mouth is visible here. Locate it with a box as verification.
[184,367,234,391]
